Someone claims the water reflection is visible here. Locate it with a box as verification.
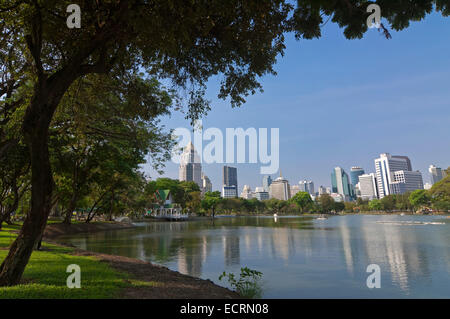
[61,215,450,298]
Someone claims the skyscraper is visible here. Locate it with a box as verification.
[299,180,314,195]
[358,173,378,200]
[223,166,238,197]
[350,167,365,187]
[374,153,419,198]
[201,174,212,193]
[240,185,253,199]
[269,172,291,200]
[429,165,444,185]
[262,175,272,192]
[331,167,354,201]
[179,142,202,188]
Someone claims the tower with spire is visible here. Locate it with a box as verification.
[179,142,202,188]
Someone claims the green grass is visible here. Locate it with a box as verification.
[0,225,132,298]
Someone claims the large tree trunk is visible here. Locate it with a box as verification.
[0,76,69,286]
[0,128,52,286]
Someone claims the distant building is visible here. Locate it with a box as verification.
[390,170,424,194]
[354,183,361,198]
[318,186,329,196]
[374,153,413,198]
[424,183,432,190]
[290,185,300,197]
[222,186,238,198]
[429,165,444,185]
[223,166,238,197]
[350,167,365,187]
[201,174,212,194]
[254,187,269,201]
[358,173,378,200]
[241,185,253,199]
[331,167,354,201]
[299,180,315,195]
[269,172,291,201]
[179,142,202,188]
[330,193,344,202]
[262,175,272,192]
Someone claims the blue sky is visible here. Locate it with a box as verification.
[143,12,450,193]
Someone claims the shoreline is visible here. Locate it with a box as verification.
[40,222,240,299]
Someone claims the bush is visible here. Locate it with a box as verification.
[219,267,263,299]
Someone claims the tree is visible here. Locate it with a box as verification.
[201,191,222,218]
[368,199,383,211]
[179,181,201,208]
[333,201,345,212]
[317,194,334,213]
[1,0,448,287]
[409,189,431,210]
[344,202,357,213]
[186,191,202,214]
[395,193,413,212]
[429,168,450,212]
[50,74,174,224]
[0,142,30,229]
[380,195,396,212]
[265,198,288,214]
[290,192,313,213]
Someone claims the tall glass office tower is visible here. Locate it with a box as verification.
[262,175,272,192]
[429,165,444,185]
[350,167,365,187]
[223,166,238,197]
[331,167,354,201]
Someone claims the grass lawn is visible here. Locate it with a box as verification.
[0,224,133,298]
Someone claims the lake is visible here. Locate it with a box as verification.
[60,215,450,298]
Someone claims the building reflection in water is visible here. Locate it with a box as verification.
[223,235,240,266]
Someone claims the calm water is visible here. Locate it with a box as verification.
[60,215,450,298]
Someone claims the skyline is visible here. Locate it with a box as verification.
[143,12,450,193]
[166,144,447,195]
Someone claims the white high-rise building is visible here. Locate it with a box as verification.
[201,174,212,194]
[240,185,253,199]
[429,165,444,185]
[374,153,412,198]
[179,142,202,188]
[358,173,378,200]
